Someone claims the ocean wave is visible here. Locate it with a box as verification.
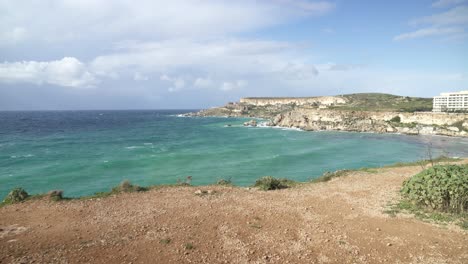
[125,146,144,149]
[10,154,35,159]
[264,125,303,131]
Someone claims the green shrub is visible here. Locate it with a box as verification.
[390,116,401,123]
[2,188,29,204]
[254,176,292,190]
[401,165,468,214]
[111,180,147,193]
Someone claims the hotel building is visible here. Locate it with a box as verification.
[433,91,468,112]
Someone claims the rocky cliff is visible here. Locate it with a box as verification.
[187,95,468,137]
[240,96,347,107]
[270,109,468,137]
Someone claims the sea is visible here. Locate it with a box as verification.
[1,110,467,198]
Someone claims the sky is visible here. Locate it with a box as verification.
[0,0,467,110]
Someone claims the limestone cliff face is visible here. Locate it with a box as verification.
[270,109,468,137]
[240,96,346,107]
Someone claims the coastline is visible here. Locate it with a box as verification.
[1,159,467,263]
[185,106,468,138]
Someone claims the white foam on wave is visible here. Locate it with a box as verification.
[264,125,303,131]
[10,154,35,158]
[125,146,143,149]
[176,114,189,117]
[143,143,153,145]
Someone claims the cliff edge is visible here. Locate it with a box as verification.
[187,93,468,137]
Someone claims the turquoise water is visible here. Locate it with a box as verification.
[1,110,467,198]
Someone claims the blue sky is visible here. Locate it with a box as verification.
[0,0,467,110]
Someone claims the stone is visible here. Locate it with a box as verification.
[243,119,257,127]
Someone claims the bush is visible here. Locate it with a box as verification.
[390,116,401,123]
[111,180,147,193]
[2,188,29,204]
[254,176,292,191]
[401,165,468,214]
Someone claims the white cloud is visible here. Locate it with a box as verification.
[411,5,468,26]
[394,27,464,41]
[273,0,335,15]
[90,38,318,84]
[395,5,468,41]
[0,57,96,88]
[220,80,248,91]
[133,72,149,81]
[315,63,363,71]
[160,74,186,92]
[194,77,214,88]
[160,74,171,81]
[432,0,466,8]
[0,0,334,44]
[0,27,27,46]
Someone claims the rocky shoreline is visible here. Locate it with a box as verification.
[185,99,468,137]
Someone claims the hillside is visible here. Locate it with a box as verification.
[190,93,434,119]
[332,93,433,112]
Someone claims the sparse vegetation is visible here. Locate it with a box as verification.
[249,223,262,229]
[254,176,295,190]
[311,170,352,183]
[160,238,171,244]
[48,190,64,201]
[451,120,468,132]
[184,243,194,250]
[383,156,459,168]
[112,180,148,193]
[401,165,467,214]
[330,93,433,112]
[390,116,401,123]
[176,176,193,186]
[85,180,148,199]
[384,199,467,229]
[1,187,29,206]
[216,177,232,185]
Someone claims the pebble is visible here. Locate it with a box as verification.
[376,228,381,231]
[386,243,392,247]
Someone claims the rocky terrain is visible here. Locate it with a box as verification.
[269,109,468,137]
[186,93,468,137]
[1,160,467,263]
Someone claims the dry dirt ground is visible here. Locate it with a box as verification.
[1,162,467,264]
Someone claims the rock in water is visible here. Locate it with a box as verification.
[243,120,257,127]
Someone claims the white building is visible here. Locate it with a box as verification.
[433,91,468,112]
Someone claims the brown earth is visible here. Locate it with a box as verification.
[1,162,467,264]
